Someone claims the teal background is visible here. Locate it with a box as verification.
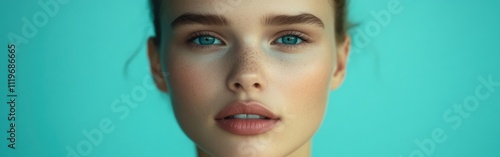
[1,0,499,157]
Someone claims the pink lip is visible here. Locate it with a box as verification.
[215,101,280,136]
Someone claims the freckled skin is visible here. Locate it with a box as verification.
[147,0,351,156]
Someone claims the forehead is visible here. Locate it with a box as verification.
[160,0,335,27]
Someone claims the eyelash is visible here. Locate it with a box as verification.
[186,31,226,50]
[186,30,311,50]
[271,30,311,49]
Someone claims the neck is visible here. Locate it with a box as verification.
[196,140,312,157]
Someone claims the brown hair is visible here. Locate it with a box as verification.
[332,0,348,43]
[149,0,348,44]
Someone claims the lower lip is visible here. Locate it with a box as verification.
[216,119,279,135]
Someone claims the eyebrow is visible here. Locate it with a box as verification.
[263,13,325,28]
[170,13,324,29]
[170,13,229,29]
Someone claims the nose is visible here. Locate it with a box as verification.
[226,47,266,93]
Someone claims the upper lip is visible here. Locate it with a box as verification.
[215,101,280,120]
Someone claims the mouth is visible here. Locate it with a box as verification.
[215,101,280,136]
[223,114,271,120]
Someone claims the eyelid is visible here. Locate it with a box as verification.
[269,30,312,52]
[271,30,312,45]
[187,31,226,45]
[186,31,227,50]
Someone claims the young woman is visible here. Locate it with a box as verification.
[146,0,351,156]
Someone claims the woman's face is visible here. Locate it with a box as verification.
[148,0,350,156]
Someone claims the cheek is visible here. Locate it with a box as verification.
[273,46,335,129]
[168,62,208,103]
[282,50,333,106]
[286,62,332,101]
[165,54,222,125]
[288,63,332,125]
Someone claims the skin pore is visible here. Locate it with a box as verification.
[147,0,350,156]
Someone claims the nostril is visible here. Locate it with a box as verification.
[233,82,261,90]
[234,83,242,89]
[253,83,261,88]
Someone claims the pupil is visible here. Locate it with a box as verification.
[284,36,296,44]
[200,36,214,45]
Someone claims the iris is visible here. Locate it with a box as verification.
[193,35,222,45]
[276,35,303,45]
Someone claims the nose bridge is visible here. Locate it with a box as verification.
[226,42,266,93]
[232,45,261,72]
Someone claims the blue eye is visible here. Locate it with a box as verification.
[193,35,222,45]
[275,35,303,45]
